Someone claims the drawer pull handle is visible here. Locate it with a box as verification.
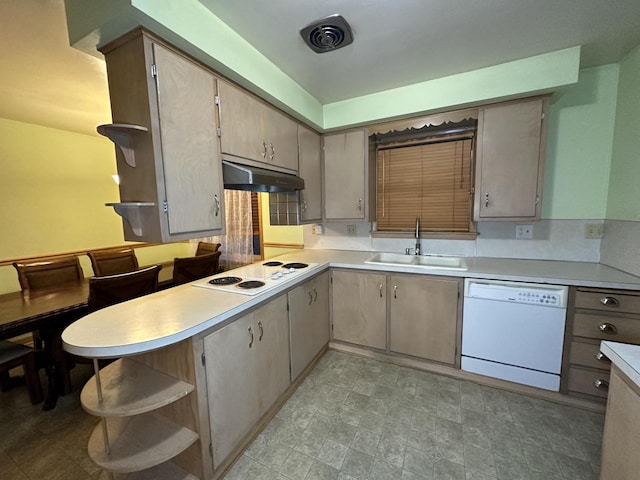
[248,326,254,348]
[593,379,609,390]
[600,296,620,307]
[594,351,609,362]
[379,283,383,298]
[599,323,618,334]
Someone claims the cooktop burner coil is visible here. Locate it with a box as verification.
[208,276,242,285]
[263,261,283,267]
[237,280,266,289]
[281,262,309,269]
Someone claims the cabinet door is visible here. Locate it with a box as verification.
[289,272,330,380]
[600,366,640,479]
[324,130,367,221]
[263,108,298,171]
[218,80,265,162]
[254,294,291,416]
[152,43,224,235]
[389,275,460,365]
[332,270,386,350]
[298,125,323,223]
[204,314,258,467]
[475,97,547,220]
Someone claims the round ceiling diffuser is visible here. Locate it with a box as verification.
[300,14,353,54]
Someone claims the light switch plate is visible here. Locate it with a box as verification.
[516,224,533,239]
[584,223,604,239]
[346,224,357,236]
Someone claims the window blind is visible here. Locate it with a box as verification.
[376,138,473,232]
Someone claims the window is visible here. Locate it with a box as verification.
[373,114,477,236]
[376,136,474,233]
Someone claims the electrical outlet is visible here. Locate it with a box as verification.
[346,224,357,236]
[584,223,604,239]
[515,224,533,239]
[312,224,325,235]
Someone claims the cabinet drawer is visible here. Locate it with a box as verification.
[567,367,610,399]
[569,341,611,371]
[575,290,640,314]
[572,313,640,343]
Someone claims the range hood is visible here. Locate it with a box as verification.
[222,160,305,192]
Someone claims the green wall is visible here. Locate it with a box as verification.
[606,45,640,220]
[542,65,619,219]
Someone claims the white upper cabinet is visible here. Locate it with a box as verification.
[474,97,549,221]
[218,80,298,172]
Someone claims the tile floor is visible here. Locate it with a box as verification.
[0,351,604,480]
[226,350,604,480]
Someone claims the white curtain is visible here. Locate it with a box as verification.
[193,190,254,269]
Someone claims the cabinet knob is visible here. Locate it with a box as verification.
[258,321,264,341]
[600,296,620,307]
[594,351,609,362]
[599,323,618,334]
[248,326,254,348]
[393,285,398,299]
[593,379,609,390]
[484,192,489,208]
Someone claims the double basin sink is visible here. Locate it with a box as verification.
[365,252,468,271]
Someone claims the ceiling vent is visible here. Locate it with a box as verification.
[300,14,353,54]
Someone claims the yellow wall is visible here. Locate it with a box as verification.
[259,192,303,260]
[0,117,191,293]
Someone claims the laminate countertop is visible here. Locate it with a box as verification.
[62,249,640,359]
[601,341,640,389]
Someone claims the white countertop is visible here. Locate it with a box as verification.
[601,341,640,389]
[62,249,640,358]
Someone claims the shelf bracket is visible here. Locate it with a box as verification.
[106,202,155,237]
[97,124,148,168]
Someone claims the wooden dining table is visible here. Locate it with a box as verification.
[0,282,90,410]
[0,265,174,410]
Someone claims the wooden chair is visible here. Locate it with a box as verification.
[88,248,139,276]
[172,252,222,285]
[0,340,43,405]
[13,255,84,291]
[88,265,162,312]
[195,242,222,256]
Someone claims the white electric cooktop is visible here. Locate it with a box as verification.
[191,260,319,296]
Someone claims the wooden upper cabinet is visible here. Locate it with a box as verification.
[298,125,323,223]
[218,80,298,172]
[474,97,549,221]
[100,31,225,242]
[323,129,370,221]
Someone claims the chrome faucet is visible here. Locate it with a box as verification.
[415,216,421,255]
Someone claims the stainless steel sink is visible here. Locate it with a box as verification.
[365,252,468,271]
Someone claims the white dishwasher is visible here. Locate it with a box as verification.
[461,279,568,391]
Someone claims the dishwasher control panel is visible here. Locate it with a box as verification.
[464,279,568,308]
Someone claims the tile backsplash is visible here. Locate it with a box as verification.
[303,219,604,263]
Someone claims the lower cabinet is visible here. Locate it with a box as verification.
[599,365,640,479]
[288,272,330,381]
[331,270,387,350]
[562,287,640,402]
[204,294,290,468]
[331,269,462,366]
[389,274,461,365]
